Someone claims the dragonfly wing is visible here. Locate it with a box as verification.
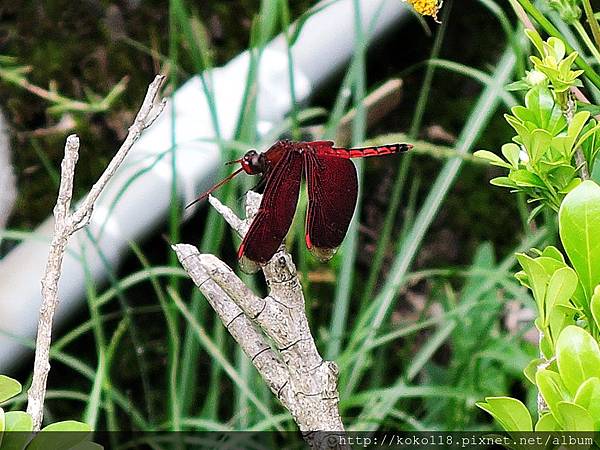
[238,149,303,273]
[305,152,358,261]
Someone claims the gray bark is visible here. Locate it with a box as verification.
[173,192,348,448]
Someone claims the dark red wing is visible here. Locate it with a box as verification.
[304,152,358,261]
[313,141,411,159]
[238,149,303,273]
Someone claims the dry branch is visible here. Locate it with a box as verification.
[26,75,166,431]
[173,191,348,449]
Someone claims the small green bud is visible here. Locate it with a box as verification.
[546,0,581,23]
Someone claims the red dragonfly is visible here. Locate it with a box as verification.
[189,140,411,273]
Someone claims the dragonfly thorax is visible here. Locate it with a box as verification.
[240,150,267,175]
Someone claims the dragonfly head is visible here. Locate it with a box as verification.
[239,149,266,175]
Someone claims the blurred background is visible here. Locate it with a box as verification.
[0,0,548,434]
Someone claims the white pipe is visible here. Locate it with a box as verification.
[0,0,409,370]
[0,109,16,230]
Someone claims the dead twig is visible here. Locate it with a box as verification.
[26,74,166,431]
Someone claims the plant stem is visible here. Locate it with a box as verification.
[0,67,127,113]
[581,0,600,51]
[536,331,549,416]
[563,91,591,180]
[573,21,600,65]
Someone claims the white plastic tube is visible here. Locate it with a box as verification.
[0,0,409,370]
[0,109,16,230]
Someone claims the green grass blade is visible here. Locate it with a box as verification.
[341,42,520,399]
[350,228,547,429]
[131,242,182,431]
[360,3,451,315]
[477,0,525,77]
[170,291,281,429]
[325,0,374,361]
[426,59,518,108]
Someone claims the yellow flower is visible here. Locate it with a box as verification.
[407,0,442,21]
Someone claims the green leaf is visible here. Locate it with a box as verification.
[548,165,576,191]
[0,376,22,404]
[536,256,566,276]
[556,326,600,396]
[39,421,91,432]
[591,285,600,330]
[577,120,600,147]
[572,280,587,310]
[566,111,590,155]
[512,105,537,125]
[501,143,521,169]
[541,246,565,263]
[527,204,545,223]
[547,304,577,350]
[577,102,600,116]
[577,120,600,165]
[525,28,545,58]
[1,411,33,450]
[539,322,555,359]
[4,411,32,432]
[506,79,530,91]
[524,358,544,385]
[556,401,595,431]
[536,369,568,417]
[528,129,553,162]
[490,177,517,188]
[553,112,590,159]
[574,377,600,429]
[535,413,559,431]
[515,270,529,287]
[517,254,549,315]
[547,37,566,61]
[509,170,545,188]
[474,150,512,168]
[559,52,579,71]
[544,266,578,326]
[476,397,533,431]
[505,114,532,143]
[558,177,581,194]
[559,180,600,299]
[525,86,564,134]
[27,421,91,450]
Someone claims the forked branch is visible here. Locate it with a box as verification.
[26,75,166,431]
[173,192,347,448]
